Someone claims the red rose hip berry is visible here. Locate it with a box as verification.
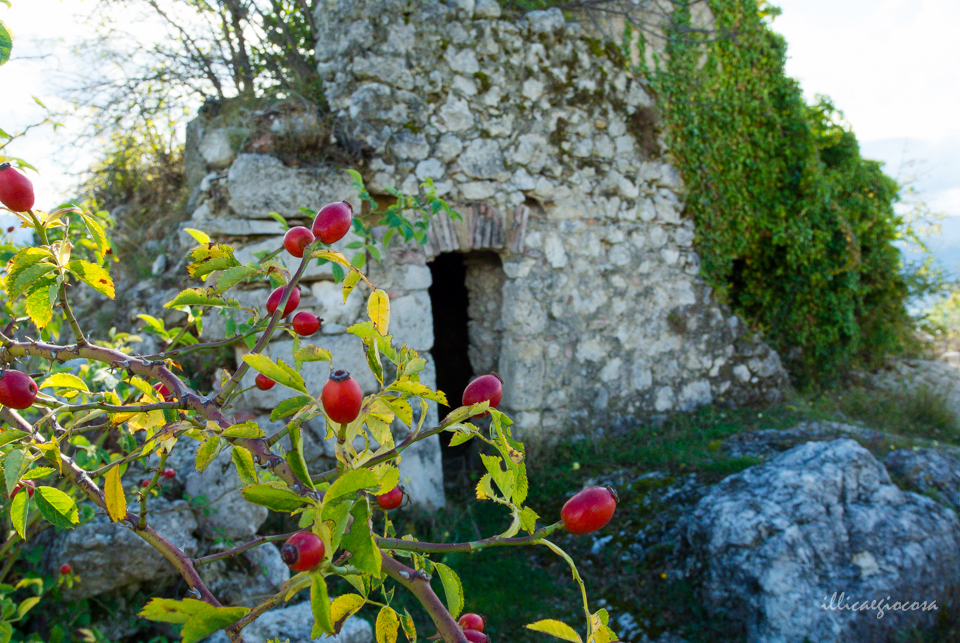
[312,201,353,244]
[292,311,321,336]
[0,163,35,212]
[376,486,404,510]
[461,374,503,417]
[162,469,176,479]
[458,614,486,633]
[0,370,39,410]
[266,285,301,317]
[322,370,363,424]
[463,630,488,643]
[153,382,171,400]
[11,479,35,499]
[281,531,325,572]
[59,563,71,575]
[561,486,618,535]
[283,226,315,258]
[255,373,276,391]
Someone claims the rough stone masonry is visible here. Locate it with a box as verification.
[178,0,788,504]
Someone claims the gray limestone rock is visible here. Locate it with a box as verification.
[50,498,199,600]
[200,542,290,606]
[185,446,269,540]
[205,605,372,643]
[680,439,960,642]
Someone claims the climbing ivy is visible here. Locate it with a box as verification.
[633,0,922,385]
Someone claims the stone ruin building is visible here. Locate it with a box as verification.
[169,0,788,508]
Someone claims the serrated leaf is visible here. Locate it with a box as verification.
[388,381,448,405]
[286,423,314,491]
[217,265,259,292]
[383,398,412,427]
[20,467,54,480]
[24,276,57,329]
[232,447,258,485]
[0,19,12,67]
[375,466,400,495]
[270,396,315,421]
[0,429,29,447]
[40,372,90,393]
[34,441,62,474]
[188,243,240,279]
[241,482,305,512]
[324,469,379,506]
[514,463,529,505]
[447,429,476,448]
[139,597,209,624]
[66,260,115,298]
[341,497,381,576]
[519,507,539,533]
[342,270,361,302]
[195,436,220,472]
[525,620,583,643]
[295,345,333,362]
[311,249,353,271]
[79,211,109,256]
[311,574,334,638]
[480,454,513,499]
[184,228,211,244]
[367,289,390,335]
[34,486,79,529]
[331,594,365,633]
[376,606,400,643]
[221,421,263,438]
[10,491,27,539]
[242,354,308,394]
[432,563,464,619]
[4,449,25,496]
[399,609,416,643]
[181,605,249,643]
[476,473,495,501]
[5,247,48,293]
[105,466,127,522]
[10,262,57,299]
[346,321,379,338]
[165,288,239,309]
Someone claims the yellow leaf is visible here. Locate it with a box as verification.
[525,620,583,643]
[367,289,390,335]
[376,606,399,643]
[331,594,365,633]
[105,466,127,522]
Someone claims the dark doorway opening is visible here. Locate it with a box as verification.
[428,253,474,490]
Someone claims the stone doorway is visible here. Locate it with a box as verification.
[428,250,505,489]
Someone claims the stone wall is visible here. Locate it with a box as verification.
[178,0,787,457]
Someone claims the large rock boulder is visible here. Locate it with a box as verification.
[199,542,290,606]
[50,498,199,600]
[680,439,960,643]
[885,447,960,512]
[206,604,372,643]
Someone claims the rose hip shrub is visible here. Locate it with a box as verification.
[0,172,617,643]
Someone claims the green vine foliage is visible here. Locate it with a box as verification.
[636,0,921,385]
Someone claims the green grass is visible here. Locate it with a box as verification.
[372,384,960,643]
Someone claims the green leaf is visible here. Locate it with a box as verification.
[17,596,40,619]
[139,597,210,624]
[39,373,90,393]
[105,466,127,522]
[0,622,11,643]
[0,19,12,67]
[20,467,54,480]
[286,423,314,491]
[181,605,249,643]
[376,606,400,643]
[342,270,361,302]
[525,620,583,643]
[4,449,25,496]
[79,211,110,256]
[270,396,315,421]
[195,436,221,472]
[346,321,380,339]
[24,276,57,329]
[519,507,540,533]
[0,430,29,447]
[311,574,334,638]
[480,454,513,499]
[294,345,333,363]
[10,262,57,300]
[66,260,115,298]
[188,243,241,279]
[383,398,412,427]
[432,563,464,619]
[346,169,365,187]
[324,469,379,506]
[165,288,239,309]
[447,429,476,448]
[5,247,49,291]
[216,265,259,292]
[231,447,258,485]
[241,482,305,512]
[221,421,263,438]
[268,212,289,229]
[341,497,381,576]
[183,228,211,245]
[34,486,79,529]
[10,491,27,540]
[242,354,308,394]
[388,381,448,405]
[399,609,417,643]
